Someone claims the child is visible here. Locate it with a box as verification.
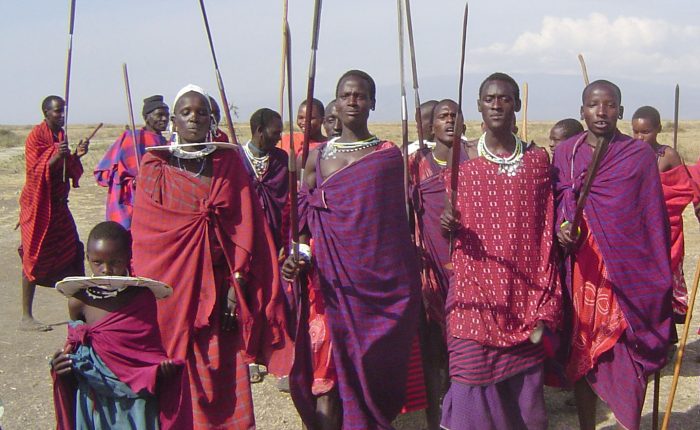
[548,118,584,153]
[50,221,191,429]
[632,106,699,323]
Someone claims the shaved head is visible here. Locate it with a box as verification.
[582,80,622,104]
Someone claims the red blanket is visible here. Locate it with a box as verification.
[19,121,83,281]
[447,147,561,347]
[660,164,696,271]
[52,290,192,429]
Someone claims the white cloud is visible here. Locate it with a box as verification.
[469,13,700,83]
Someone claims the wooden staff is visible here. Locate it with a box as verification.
[285,22,299,262]
[673,84,680,150]
[299,0,323,184]
[62,0,77,182]
[522,82,529,142]
[85,123,103,141]
[404,0,425,151]
[197,0,239,145]
[279,0,289,117]
[396,0,411,220]
[578,53,590,86]
[122,63,141,171]
[449,2,469,254]
[569,135,608,236]
[661,257,700,430]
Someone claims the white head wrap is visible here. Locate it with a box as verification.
[169,84,216,158]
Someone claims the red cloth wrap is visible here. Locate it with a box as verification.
[19,121,83,281]
[446,147,561,347]
[131,150,290,372]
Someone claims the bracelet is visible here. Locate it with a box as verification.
[560,221,582,236]
[292,243,312,263]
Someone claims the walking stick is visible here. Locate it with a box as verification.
[673,84,680,151]
[62,0,77,182]
[652,370,661,430]
[404,0,425,151]
[448,2,469,255]
[85,123,103,141]
[299,0,323,185]
[578,53,590,86]
[569,135,608,236]
[522,82,529,142]
[396,0,411,221]
[197,0,239,145]
[279,0,289,117]
[661,257,700,430]
[122,64,141,171]
[285,22,299,269]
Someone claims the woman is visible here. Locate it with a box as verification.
[131,85,291,429]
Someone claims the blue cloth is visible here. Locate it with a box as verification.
[69,320,160,430]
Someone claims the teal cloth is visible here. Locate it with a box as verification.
[69,320,160,430]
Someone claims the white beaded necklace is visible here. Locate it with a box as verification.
[322,135,381,159]
[477,132,524,176]
[244,140,270,178]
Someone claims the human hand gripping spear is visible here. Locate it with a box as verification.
[198,0,239,145]
[448,2,469,255]
[61,0,77,183]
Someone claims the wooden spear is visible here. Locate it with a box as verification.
[62,0,77,182]
[197,0,239,145]
[122,63,141,171]
[673,84,680,151]
[522,82,529,143]
[578,53,590,86]
[448,2,469,254]
[661,257,700,430]
[404,0,425,151]
[279,0,289,117]
[396,0,411,221]
[285,22,299,264]
[299,0,323,184]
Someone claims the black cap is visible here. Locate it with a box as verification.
[142,95,168,118]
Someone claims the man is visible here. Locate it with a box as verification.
[209,96,230,143]
[19,95,90,331]
[632,106,698,324]
[554,81,672,430]
[279,98,327,157]
[548,118,584,153]
[409,98,469,429]
[94,95,168,229]
[407,100,438,155]
[238,108,288,254]
[283,70,421,430]
[440,73,561,430]
[323,99,342,138]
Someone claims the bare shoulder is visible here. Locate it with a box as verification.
[662,146,683,168]
[68,295,86,321]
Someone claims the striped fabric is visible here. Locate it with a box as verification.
[553,131,673,377]
[94,128,164,230]
[292,142,422,430]
[132,150,292,428]
[19,121,84,282]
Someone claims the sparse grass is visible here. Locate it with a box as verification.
[0,129,22,148]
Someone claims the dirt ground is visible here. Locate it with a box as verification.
[0,122,698,429]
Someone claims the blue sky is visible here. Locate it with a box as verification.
[2,0,699,124]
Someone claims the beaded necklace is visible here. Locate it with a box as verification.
[477,132,524,176]
[244,140,270,178]
[322,135,381,159]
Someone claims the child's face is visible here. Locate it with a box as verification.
[631,117,661,145]
[86,239,130,277]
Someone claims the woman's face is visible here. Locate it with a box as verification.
[172,92,212,143]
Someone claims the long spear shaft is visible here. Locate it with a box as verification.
[396,0,411,221]
[578,53,590,86]
[198,0,239,145]
[122,63,141,171]
[522,82,529,142]
[673,84,680,150]
[449,2,469,254]
[404,0,425,151]
[299,0,323,184]
[62,0,77,182]
[279,0,289,117]
[285,23,299,260]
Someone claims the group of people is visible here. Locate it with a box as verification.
[17,68,698,430]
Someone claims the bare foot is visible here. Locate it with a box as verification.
[19,316,53,332]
